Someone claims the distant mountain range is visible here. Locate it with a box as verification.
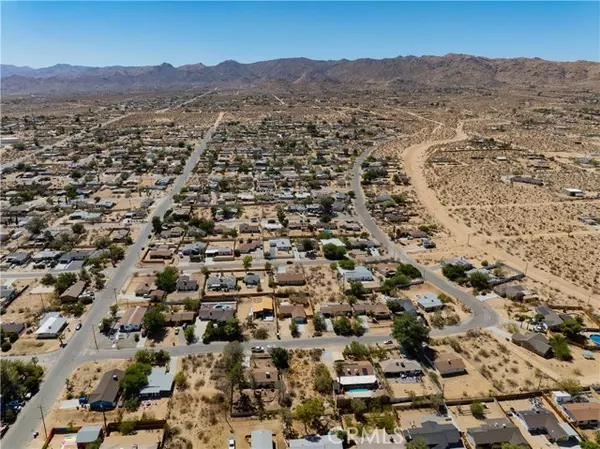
[2,54,599,95]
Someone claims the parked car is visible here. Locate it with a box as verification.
[251,346,264,353]
[228,436,236,449]
[75,323,82,331]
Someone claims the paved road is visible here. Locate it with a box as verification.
[2,114,224,448]
[351,147,500,333]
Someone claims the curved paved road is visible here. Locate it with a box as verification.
[351,133,500,334]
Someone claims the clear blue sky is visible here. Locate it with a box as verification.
[2,1,598,67]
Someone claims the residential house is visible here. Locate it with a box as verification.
[416,293,444,312]
[385,297,418,316]
[353,303,391,320]
[243,273,261,287]
[239,223,260,234]
[276,272,306,286]
[164,312,197,326]
[251,429,274,449]
[248,366,279,389]
[269,238,292,251]
[563,402,600,428]
[135,282,154,297]
[76,425,103,448]
[181,242,207,256]
[238,240,263,254]
[434,354,467,377]
[320,303,353,318]
[512,333,552,358]
[278,303,307,324]
[139,367,174,399]
[206,275,237,291]
[494,284,527,301]
[1,322,25,336]
[0,286,17,307]
[198,302,236,322]
[59,250,91,264]
[374,263,398,278]
[289,435,342,449]
[176,275,198,291]
[402,421,461,449]
[252,297,274,320]
[119,306,147,332]
[338,266,374,283]
[59,280,87,303]
[147,247,172,260]
[148,290,166,301]
[514,408,570,442]
[337,361,379,393]
[5,252,31,265]
[89,369,124,410]
[466,419,529,449]
[535,305,571,331]
[35,312,67,339]
[205,246,234,258]
[380,359,423,378]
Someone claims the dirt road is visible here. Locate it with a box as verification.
[401,117,599,306]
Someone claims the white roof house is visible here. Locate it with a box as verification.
[337,375,378,386]
[35,312,67,339]
[320,238,346,248]
[337,266,374,282]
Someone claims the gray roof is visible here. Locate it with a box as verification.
[251,429,273,449]
[340,266,374,282]
[206,275,237,289]
[535,305,564,328]
[76,425,102,444]
[417,293,443,309]
[518,408,568,440]
[289,435,343,449]
[403,421,461,449]
[467,419,528,446]
[380,359,422,375]
[512,332,552,356]
[140,367,174,396]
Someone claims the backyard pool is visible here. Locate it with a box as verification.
[589,334,600,345]
[348,388,370,393]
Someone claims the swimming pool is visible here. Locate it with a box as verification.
[348,388,370,393]
[589,334,600,345]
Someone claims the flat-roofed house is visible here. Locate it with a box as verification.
[380,359,422,378]
[35,312,67,339]
[276,272,306,286]
[139,367,174,399]
[403,421,461,449]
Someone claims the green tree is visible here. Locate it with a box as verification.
[555,378,582,396]
[349,281,365,298]
[108,244,125,265]
[142,309,165,336]
[470,401,486,419]
[155,266,179,293]
[25,216,46,235]
[323,243,346,260]
[119,363,151,397]
[223,341,245,372]
[119,420,137,435]
[333,316,353,336]
[294,397,325,433]
[343,341,370,360]
[406,437,429,449]
[184,325,195,344]
[313,364,333,394]
[271,348,290,370]
[55,272,78,295]
[174,371,188,390]
[152,216,163,234]
[338,260,356,270]
[392,313,430,355]
[290,320,300,338]
[242,255,253,271]
[313,314,326,333]
[468,271,490,291]
[41,273,56,286]
[550,334,572,361]
[351,398,367,419]
[560,317,584,339]
[442,264,467,282]
[71,223,85,234]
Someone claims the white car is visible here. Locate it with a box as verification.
[228,436,235,449]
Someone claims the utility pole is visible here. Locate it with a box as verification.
[39,405,48,440]
[112,288,118,306]
[91,324,99,351]
[467,233,471,246]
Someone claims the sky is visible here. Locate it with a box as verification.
[1,1,599,68]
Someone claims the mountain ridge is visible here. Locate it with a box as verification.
[2,54,599,95]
